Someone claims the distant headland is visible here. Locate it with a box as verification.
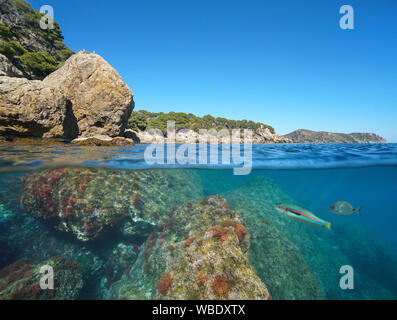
[284,129,387,144]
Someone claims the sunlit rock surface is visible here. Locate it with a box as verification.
[106,196,270,300]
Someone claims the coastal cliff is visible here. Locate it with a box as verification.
[0,0,73,80]
[284,129,387,144]
[125,110,291,144]
[0,0,135,140]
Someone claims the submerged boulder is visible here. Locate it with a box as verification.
[106,196,270,300]
[0,256,83,300]
[20,168,203,242]
[223,177,326,299]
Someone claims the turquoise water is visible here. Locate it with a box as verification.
[0,143,396,299]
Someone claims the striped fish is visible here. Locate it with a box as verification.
[275,204,331,230]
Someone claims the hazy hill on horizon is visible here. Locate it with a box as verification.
[284,129,387,144]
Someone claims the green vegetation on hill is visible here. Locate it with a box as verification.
[0,23,12,39]
[284,129,387,143]
[20,51,59,78]
[15,0,65,43]
[0,0,74,79]
[0,39,27,59]
[127,110,275,135]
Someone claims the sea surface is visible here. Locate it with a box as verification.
[0,143,396,300]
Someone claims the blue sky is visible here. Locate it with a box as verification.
[30,0,397,141]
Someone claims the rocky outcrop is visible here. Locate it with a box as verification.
[106,196,270,300]
[284,129,387,144]
[0,76,78,139]
[348,132,388,143]
[0,54,23,77]
[0,51,134,139]
[126,127,292,144]
[43,51,134,138]
[253,127,291,143]
[127,110,290,144]
[1,2,134,140]
[71,136,135,146]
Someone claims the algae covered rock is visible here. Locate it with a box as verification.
[222,176,325,299]
[0,256,83,300]
[106,196,270,300]
[100,242,139,292]
[20,167,203,242]
[71,136,135,146]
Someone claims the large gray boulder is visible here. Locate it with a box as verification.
[43,51,134,138]
[0,51,134,139]
[0,76,78,139]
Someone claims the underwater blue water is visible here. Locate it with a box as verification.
[0,143,396,299]
[263,167,397,248]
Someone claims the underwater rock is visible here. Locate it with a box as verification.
[223,177,325,300]
[98,242,140,296]
[222,176,397,300]
[106,196,270,300]
[1,183,105,299]
[0,256,83,300]
[20,168,203,242]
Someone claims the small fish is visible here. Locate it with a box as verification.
[275,204,331,230]
[329,201,361,216]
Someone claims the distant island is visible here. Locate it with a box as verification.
[284,129,387,144]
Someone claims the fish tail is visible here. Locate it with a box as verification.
[324,222,332,230]
[355,207,362,216]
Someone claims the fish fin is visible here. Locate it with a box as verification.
[324,222,332,230]
[355,207,362,216]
